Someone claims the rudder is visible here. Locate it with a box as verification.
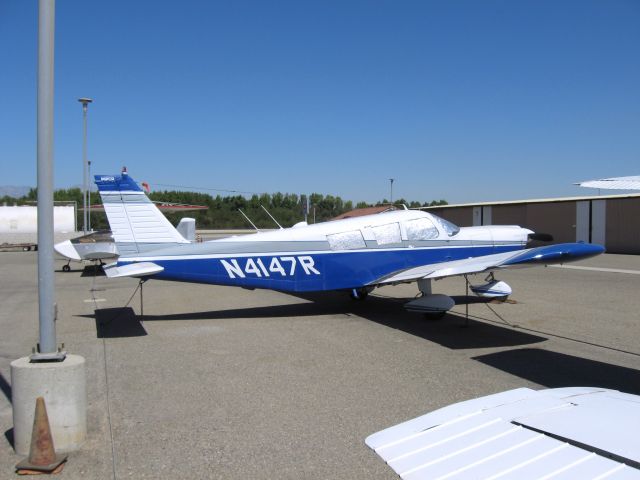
[94,170,188,257]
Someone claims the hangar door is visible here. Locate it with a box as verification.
[576,200,606,246]
[472,206,492,226]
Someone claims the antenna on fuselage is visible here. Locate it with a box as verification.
[260,205,283,229]
[238,209,258,231]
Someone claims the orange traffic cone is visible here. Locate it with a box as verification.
[15,396,67,475]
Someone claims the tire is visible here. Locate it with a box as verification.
[349,288,369,301]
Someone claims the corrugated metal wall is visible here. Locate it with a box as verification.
[524,203,577,244]
[430,206,474,228]
[606,198,640,254]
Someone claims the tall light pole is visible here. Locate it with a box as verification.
[33,0,64,360]
[78,97,92,233]
[389,178,394,204]
[11,1,85,461]
[87,158,92,231]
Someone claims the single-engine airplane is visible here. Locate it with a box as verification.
[54,230,119,271]
[93,169,604,315]
[54,218,196,271]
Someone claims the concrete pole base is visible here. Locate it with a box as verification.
[11,354,86,456]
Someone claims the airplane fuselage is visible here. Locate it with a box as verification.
[113,210,532,292]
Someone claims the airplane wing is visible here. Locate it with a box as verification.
[575,175,640,190]
[366,387,640,479]
[103,262,164,278]
[82,249,119,261]
[370,243,605,285]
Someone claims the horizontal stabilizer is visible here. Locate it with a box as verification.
[103,262,164,278]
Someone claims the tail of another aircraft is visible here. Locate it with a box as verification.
[94,169,189,257]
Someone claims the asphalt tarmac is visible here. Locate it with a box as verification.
[1,251,639,479]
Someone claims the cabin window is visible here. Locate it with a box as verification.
[327,230,366,250]
[404,218,439,240]
[371,222,402,246]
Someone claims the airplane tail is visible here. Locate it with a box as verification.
[94,169,189,257]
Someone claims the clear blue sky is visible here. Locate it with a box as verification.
[1,0,638,204]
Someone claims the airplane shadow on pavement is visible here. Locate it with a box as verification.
[284,291,548,350]
[135,291,547,350]
[474,348,640,395]
[91,307,147,338]
[83,292,640,394]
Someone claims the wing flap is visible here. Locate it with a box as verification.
[366,388,640,480]
[103,262,164,278]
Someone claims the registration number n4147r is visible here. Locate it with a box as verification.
[220,256,320,278]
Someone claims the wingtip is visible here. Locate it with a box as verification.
[54,239,81,261]
[578,242,606,257]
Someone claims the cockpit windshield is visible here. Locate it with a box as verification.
[431,215,460,237]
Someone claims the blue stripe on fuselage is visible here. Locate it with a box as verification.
[116,244,522,292]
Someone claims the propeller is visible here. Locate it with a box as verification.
[528,232,554,242]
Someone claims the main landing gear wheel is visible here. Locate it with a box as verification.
[350,288,369,301]
[62,263,71,272]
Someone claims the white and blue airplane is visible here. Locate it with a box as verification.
[94,169,604,315]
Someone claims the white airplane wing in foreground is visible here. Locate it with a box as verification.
[371,243,603,284]
[575,175,640,190]
[366,387,640,479]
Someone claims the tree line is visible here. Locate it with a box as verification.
[2,187,447,230]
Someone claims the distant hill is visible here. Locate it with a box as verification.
[0,186,31,198]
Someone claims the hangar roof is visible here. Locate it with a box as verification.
[422,192,640,209]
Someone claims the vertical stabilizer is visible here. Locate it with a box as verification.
[94,170,188,257]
